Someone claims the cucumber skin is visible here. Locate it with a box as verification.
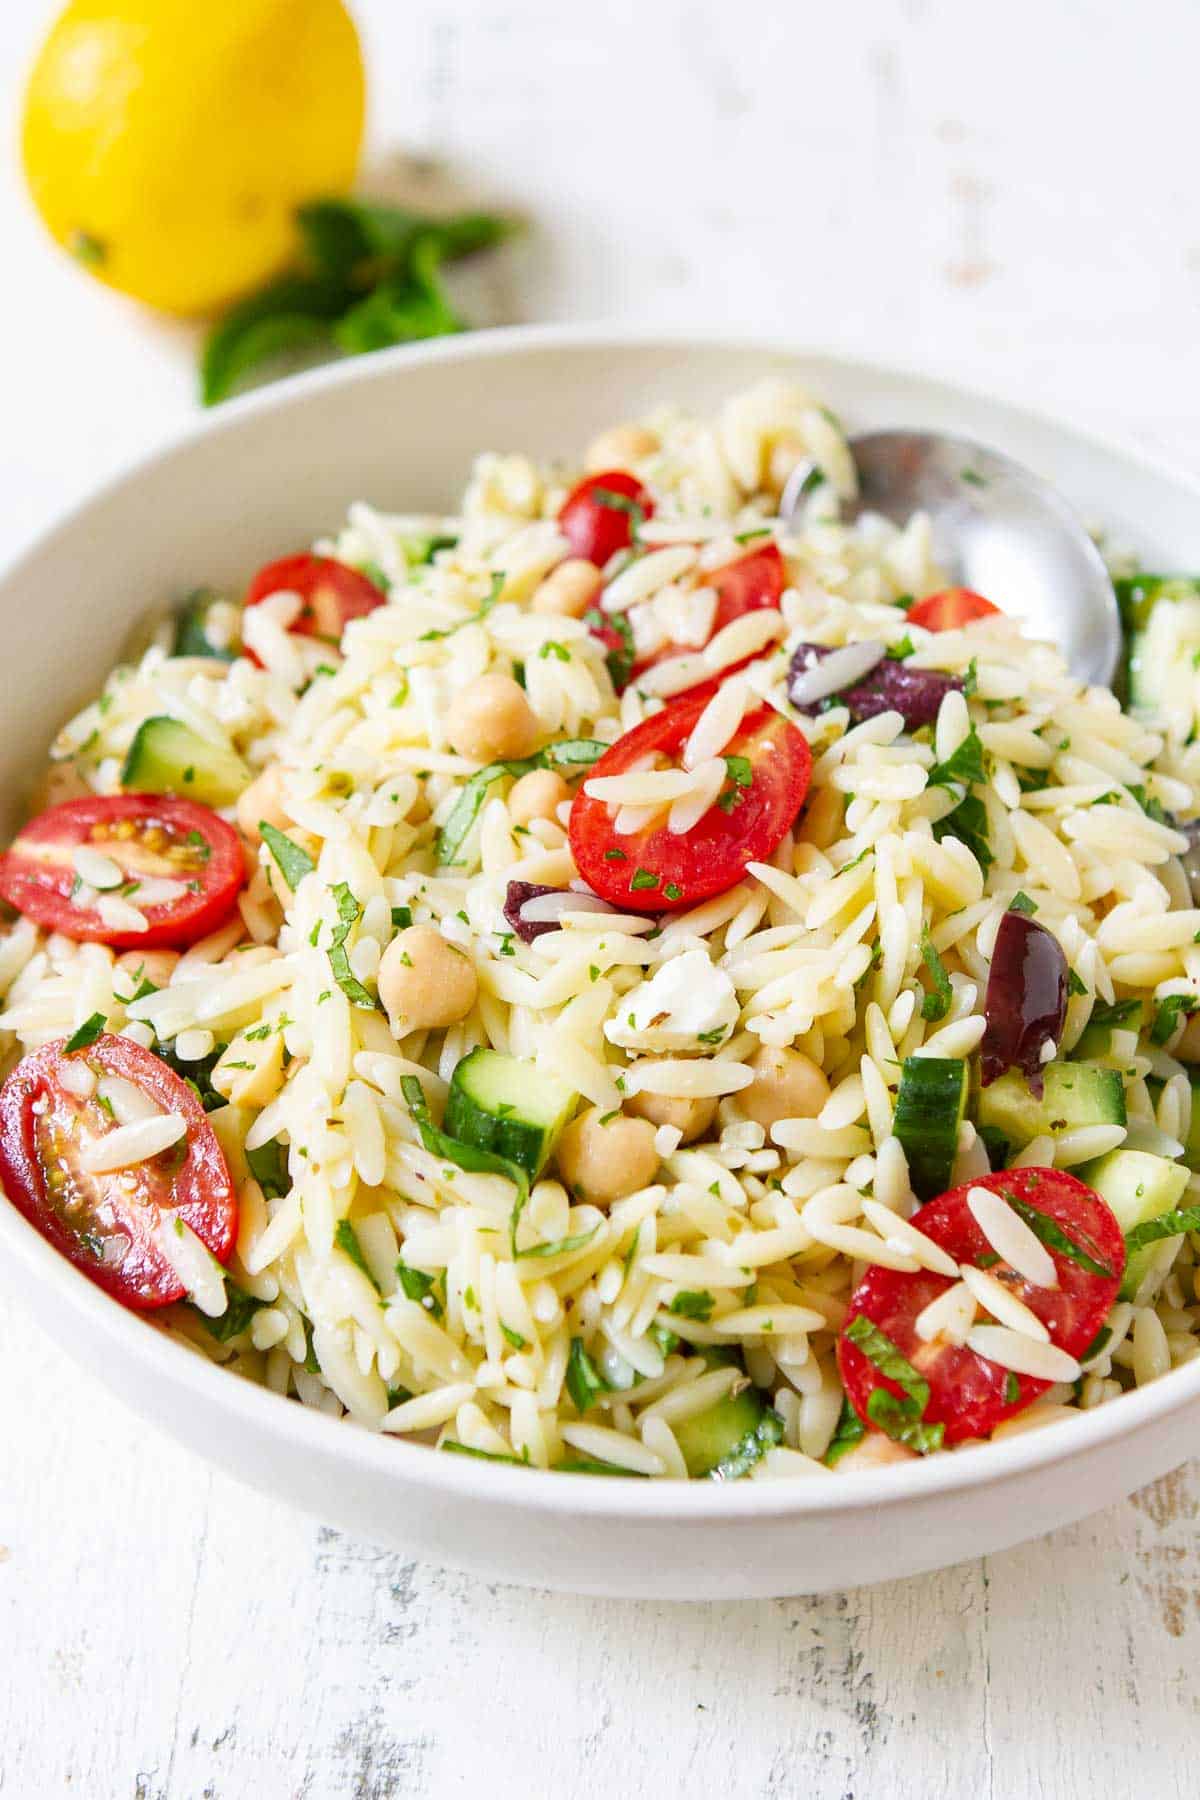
[444,1047,575,1178]
[893,1057,968,1201]
[121,715,249,807]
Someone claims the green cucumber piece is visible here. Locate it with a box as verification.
[121,715,250,807]
[1077,1147,1190,1301]
[1072,999,1144,1063]
[672,1375,784,1480]
[1184,1074,1200,1174]
[444,1048,577,1178]
[1114,574,1200,720]
[977,1062,1125,1158]
[893,1056,968,1200]
[173,588,237,662]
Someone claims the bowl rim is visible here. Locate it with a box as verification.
[3,319,1200,1522]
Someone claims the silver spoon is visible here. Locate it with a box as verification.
[780,430,1121,687]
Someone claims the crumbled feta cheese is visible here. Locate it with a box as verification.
[604,949,738,1053]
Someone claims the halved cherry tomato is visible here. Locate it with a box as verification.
[0,795,245,949]
[906,587,1000,631]
[838,1169,1124,1447]
[569,690,812,912]
[632,541,786,682]
[243,554,386,663]
[0,1034,237,1311]
[557,470,655,568]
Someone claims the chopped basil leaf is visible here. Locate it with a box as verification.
[1003,1372,1021,1405]
[190,1281,268,1344]
[565,1338,608,1413]
[334,1218,379,1291]
[823,1396,866,1467]
[1067,968,1087,998]
[865,1387,945,1455]
[391,904,413,930]
[64,1013,106,1054]
[500,1323,527,1351]
[442,1440,529,1466]
[1124,1207,1200,1253]
[259,823,315,890]
[668,1289,715,1321]
[1152,993,1197,1046]
[1005,1193,1115,1279]
[928,722,985,790]
[516,1226,600,1262]
[246,1137,289,1201]
[845,1314,930,1410]
[919,931,952,1022]
[630,867,660,892]
[1009,891,1037,915]
[395,1256,443,1318]
[401,1074,530,1256]
[326,882,377,1010]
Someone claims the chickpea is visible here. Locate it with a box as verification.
[556,1106,660,1204]
[626,1090,718,1145]
[445,673,539,763]
[236,765,291,845]
[836,1433,916,1473]
[508,768,571,828]
[378,925,478,1034]
[530,558,604,619]
[1175,1014,1200,1064]
[116,948,179,990]
[584,424,661,473]
[31,761,90,811]
[739,1046,830,1132]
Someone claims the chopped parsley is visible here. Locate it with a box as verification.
[919,931,952,1022]
[630,867,660,892]
[668,1290,715,1322]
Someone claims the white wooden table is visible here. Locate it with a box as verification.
[3,2,1200,1793]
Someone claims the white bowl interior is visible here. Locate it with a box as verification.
[4,327,1200,1596]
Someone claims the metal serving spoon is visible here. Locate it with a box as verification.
[780,430,1122,688]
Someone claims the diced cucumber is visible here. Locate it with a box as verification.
[121,715,250,807]
[1114,574,1200,721]
[444,1048,577,1178]
[977,1062,1125,1158]
[672,1371,784,1480]
[1078,1148,1190,1301]
[1072,999,1143,1063]
[1184,1075,1200,1174]
[893,1057,968,1200]
[173,588,237,662]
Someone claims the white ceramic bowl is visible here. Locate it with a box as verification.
[4,327,1200,1600]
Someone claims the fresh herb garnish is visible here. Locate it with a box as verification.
[928,723,986,790]
[1005,1193,1115,1279]
[1009,891,1038,915]
[418,571,505,640]
[1152,993,1197,1046]
[823,1396,867,1467]
[630,867,660,892]
[919,931,952,1022]
[1067,968,1087,998]
[516,1226,600,1261]
[395,1257,444,1319]
[64,1013,106,1054]
[190,1281,268,1344]
[259,823,315,891]
[668,1290,715,1321]
[501,1323,528,1351]
[334,1219,379,1291]
[401,1074,530,1256]
[326,882,377,1010]
[436,740,604,866]
[246,1137,289,1201]
[566,1338,609,1413]
[1124,1207,1200,1253]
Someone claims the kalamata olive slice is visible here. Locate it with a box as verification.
[980,911,1068,1094]
[788,643,962,729]
[503,882,565,943]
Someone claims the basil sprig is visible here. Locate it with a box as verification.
[201,200,517,405]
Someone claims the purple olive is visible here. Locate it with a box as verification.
[788,642,962,730]
[980,911,1068,1095]
[503,881,566,943]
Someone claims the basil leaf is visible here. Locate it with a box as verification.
[1124,1207,1200,1253]
[823,1397,867,1467]
[441,1439,529,1467]
[932,790,993,872]
[1005,1193,1115,1279]
[200,274,348,405]
[326,882,377,1010]
[334,1219,379,1291]
[516,1226,600,1262]
[919,931,952,1022]
[437,740,606,865]
[259,822,315,891]
[928,723,985,790]
[1087,998,1142,1032]
[64,1013,106,1054]
[246,1137,289,1201]
[668,1289,715,1322]
[1009,891,1037,916]
[566,1339,608,1413]
[543,739,606,768]
[191,1282,267,1344]
[395,1258,443,1319]
[845,1314,930,1411]
[866,1387,945,1455]
[400,1074,529,1255]
[1152,993,1197,1046]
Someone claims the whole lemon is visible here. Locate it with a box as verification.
[22,0,366,316]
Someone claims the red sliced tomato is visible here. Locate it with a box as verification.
[0,795,245,949]
[0,1034,237,1311]
[243,554,386,663]
[632,541,786,682]
[907,587,1000,631]
[557,470,654,568]
[569,690,812,912]
[838,1169,1124,1448]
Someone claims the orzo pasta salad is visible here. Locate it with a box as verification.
[4,380,1200,1481]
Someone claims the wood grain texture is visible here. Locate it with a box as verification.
[4,0,1200,1793]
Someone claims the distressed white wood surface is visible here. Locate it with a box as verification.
[4,1,1200,1794]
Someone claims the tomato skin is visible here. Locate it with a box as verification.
[0,1035,237,1311]
[557,470,654,568]
[632,542,786,682]
[243,554,386,662]
[569,690,812,912]
[0,795,246,949]
[838,1169,1124,1447]
[907,587,1000,631]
